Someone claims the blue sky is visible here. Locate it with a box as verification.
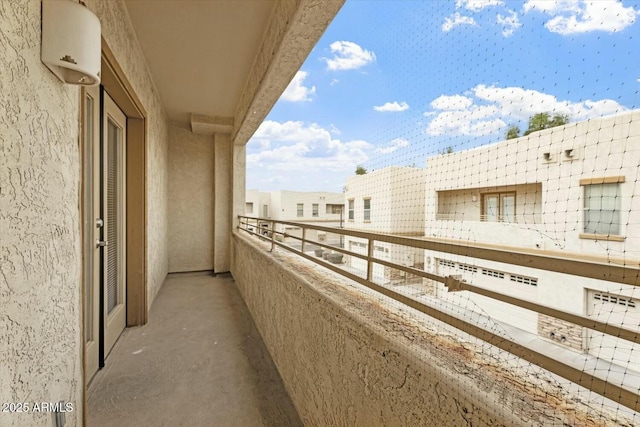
[246,0,640,192]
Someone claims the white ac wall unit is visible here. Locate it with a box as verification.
[41,0,101,86]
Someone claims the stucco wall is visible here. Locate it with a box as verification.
[168,122,214,272]
[0,1,83,425]
[345,166,426,234]
[214,133,232,272]
[425,111,640,256]
[232,232,631,426]
[1,1,170,425]
[269,191,344,222]
[87,0,170,308]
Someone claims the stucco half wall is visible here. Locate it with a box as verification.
[231,232,629,426]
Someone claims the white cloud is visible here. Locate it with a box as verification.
[456,0,504,11]
[469,118,507,135]
[330,78,340,86]
[323,41,376,71]
[375,138,409,154]
[280,71,316,102]
[254,139,270,151]
[427,105,502,136]
[524,0,639,35]
[442,13,477,32]
[472,84,626,119]
[373,101,410,112]
[424,84,627,136]
[247,121,370,172]
[430,94,474,110]
[496,9,522,36]
[523,0,581,14]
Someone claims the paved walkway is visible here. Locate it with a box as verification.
[87,272,302,427]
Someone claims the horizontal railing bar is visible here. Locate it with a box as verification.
[275,238,368,282]
[252,229,639,413]
[242,226,262,239]
[379,235,639,287]
[362,254,640,345]
[453,281,640,345]
[238,216,639,287]
[369,256,445,284]
[241,218,640,344]
[305,240,368,261]
[280,224,370,261]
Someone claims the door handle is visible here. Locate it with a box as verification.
[96,240,108,248]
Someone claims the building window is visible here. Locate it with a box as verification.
[593,291,636,308]
[326,204,343,214]
[482,192,515,223]
[481,268,505,279]
[348,199,354,220]
[245,202,253,214]
[459,263,478,273]
[312,203,319,217]
[438,259,456,269]
[262,204,268,217]
[583,183,620,236]
[363,198,371,221]
[510,274,538,286]
[297,203,304,217]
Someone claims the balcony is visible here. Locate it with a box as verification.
[232,216,640,425]
[88,272,301,426]
[433,213,551,250]
[5,1,640,426]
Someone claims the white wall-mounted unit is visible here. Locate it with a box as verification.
[41,0,101,86]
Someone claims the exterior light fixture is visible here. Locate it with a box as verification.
[41,0,101,86]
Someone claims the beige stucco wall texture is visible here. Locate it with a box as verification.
[168,122,214,272]
[86,0,170,308]
[214,133,232,273]
[1,1,170,425]
[1,1,83,426]
[232,233,629,426]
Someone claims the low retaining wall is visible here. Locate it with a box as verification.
[231,233,628,426]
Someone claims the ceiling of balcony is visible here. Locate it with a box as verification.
[124,0,276,124]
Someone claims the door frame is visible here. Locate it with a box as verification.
[81,37,148,420]
[102,91,128,358]
[100,39,148,327]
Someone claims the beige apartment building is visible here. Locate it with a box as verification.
[424,111,640,372]
[343,167,426,282]
[245,189,344,242]
[339,113,640,376]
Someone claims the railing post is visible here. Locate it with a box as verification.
[366,238,374,281]
[270,220,275,251]
[301,227,306,253]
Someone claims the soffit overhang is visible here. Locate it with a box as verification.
[124,0,345,144]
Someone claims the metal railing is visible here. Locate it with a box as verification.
[435,213,544,224]
[237,215,640,412]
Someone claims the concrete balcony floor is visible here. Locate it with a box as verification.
[87,272,302,427]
